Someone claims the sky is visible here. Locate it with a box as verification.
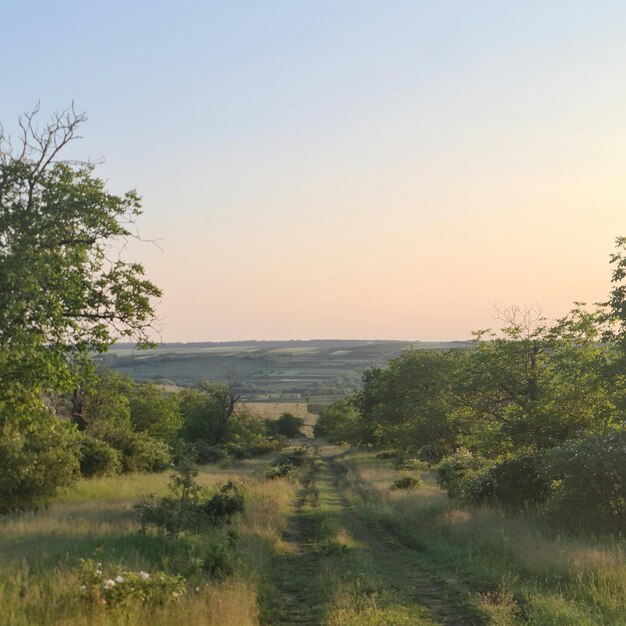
[2,1,626,341]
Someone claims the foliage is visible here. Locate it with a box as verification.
[128,382,182,441]
[313,397,360,443]
[392,475,421,490]
[0,398,80,512]
[79,370,174,474]
[136,458,245,537]
[434,449,489,499]
[266,412,305,438]
[78,433,122,477]
[358,350,459,454]
[203,481,245,525]
[179,382,238,445]
[78,559,185,607]
[222,410,279,459]
[542,429,626,532]
[462,453,551,509]
[266,446,308,479]
[0,107,161,511]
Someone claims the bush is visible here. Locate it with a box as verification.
[266,446,308,478]
[93,425,172,473]
[201,532,239,579]
[266,412,305,438]
[191,441,227,464]
[79,434,122,477]
[78,559,185,607]
[0,405,80,512]
[203,481,245,524]
[462,453,551,509]
[136,478,245,536]
[434,449,488,498]
[541,430,626,533]
[392,475,421,490]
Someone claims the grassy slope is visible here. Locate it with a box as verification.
[3,442,623,626]
[0,457,295,626]
[337,448,626,625]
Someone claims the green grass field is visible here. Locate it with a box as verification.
[2,440,624,625]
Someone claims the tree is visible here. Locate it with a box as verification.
[0,105,162,510]
[0,104,162,393]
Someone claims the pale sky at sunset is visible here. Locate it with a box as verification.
[3,1,626,341]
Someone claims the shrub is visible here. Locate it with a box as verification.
[78,559,185,607]
[462,453,551,509]
[201,532,239,579]
[191,441,227,464]
[203,481,245,524]
[541,430,626,533]
[94,425,172,473]
[392,475,421,490]
[266,412,305,438]
[0,405,80,513]
[266,446,308,478]
[79,434,122,477]
[434,449,488,498]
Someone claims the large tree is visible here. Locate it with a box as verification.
[0,105,162,510]
[0,105,161,392]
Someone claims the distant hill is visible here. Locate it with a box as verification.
[97,339,472,408]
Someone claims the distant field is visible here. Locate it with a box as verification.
[242,401,309,419]
[98,339,471,404]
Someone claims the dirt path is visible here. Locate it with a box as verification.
[262,461,325,626]
[321,445,477,626]
[266,446,477,626]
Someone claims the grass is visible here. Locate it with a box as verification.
[4,442,623,625]
[336,447,626,625]
[0,455,296,626]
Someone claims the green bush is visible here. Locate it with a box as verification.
[191,441,228,464]
[392,475,421,490]
[266,412,305,438]
[434,449,488,498]
[78,559,185,607]
[542,430,626,533]
[79,434,122,477]
[266,446,308,478]
[0,405,80,512]
[203,481,245,524]
[462,453,551,509]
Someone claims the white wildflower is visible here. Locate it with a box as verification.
[79,585,86,592]
[95,569,103,576]
[139,571,150,580]
[172,591,180,598]
[103,579,116,588]
[115,575,125,584]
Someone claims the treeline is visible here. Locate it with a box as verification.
[0,370,304,513]
[316,242,626,534]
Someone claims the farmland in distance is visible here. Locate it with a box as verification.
[96,339,471,409]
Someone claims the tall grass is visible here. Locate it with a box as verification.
[0,456,295,626]
[340,448,626,625]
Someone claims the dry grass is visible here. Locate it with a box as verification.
[342,449,626,625]
[0,457,296,626]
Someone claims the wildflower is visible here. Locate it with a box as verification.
[172,591,180,598]
[139,571,150,580]
[79,585,86,592]
[103,579,116,588]
[115,575,125,584]
[195,587,200,593]
[95,569,103,575]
